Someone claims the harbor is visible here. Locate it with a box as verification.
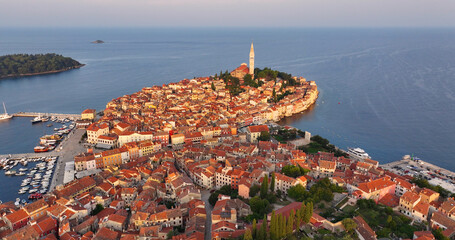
[0,126,87,203]
[381,155,455,193]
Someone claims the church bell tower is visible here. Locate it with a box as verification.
[249,42,254,76]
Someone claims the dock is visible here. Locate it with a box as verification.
[12,112,80,119]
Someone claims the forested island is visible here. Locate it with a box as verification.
[0,54,84,79]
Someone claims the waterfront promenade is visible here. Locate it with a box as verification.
[48,129,86,191]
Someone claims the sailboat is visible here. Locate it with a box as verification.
[0,102,13,121]
[31,113,43,124]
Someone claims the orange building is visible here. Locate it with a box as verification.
[101,149,122,167]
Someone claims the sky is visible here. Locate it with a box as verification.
[1,0,455,28]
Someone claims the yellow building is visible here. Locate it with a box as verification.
[81,109,96,120]
[102,149,122,168]
[171,133,185,145]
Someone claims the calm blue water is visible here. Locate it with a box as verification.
[1,28,455,172]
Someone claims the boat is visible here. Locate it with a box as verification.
[15,172,25,176]
[34,146,49,153]
[28,193,42,199]
[19,168,27,171]
[5,170,16,176]
[0,102,13,121]
[347,147,371,160]
[29,189,38,194]
[47,123,53,127]
[31,113,43,124]
[18,190,27,194]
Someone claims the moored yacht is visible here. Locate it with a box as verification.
[347,147,371,159]
[31,113,43,124]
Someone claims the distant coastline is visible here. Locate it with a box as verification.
[0,64,85,80]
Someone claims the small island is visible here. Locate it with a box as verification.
[0,53,84,79]
[91,40,104,44]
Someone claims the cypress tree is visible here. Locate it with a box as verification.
[276,214,282,239]
[303,202,313,223]
[280,214,286,239]
[270,172,276,192]
[260,214,268,240]
[252,219,257,239]
[287,209,295,236]
[270,210,277,240]
[243,228,253,240]
[260,175,269,199]
[273,88,277,102]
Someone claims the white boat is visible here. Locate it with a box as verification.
[18,190,27,194]
[347,147,371,159]
[29,189,38,193]
[0,102,13,121]
[31,113,43,124]
[19,168,27,171]
[5,170,16,176]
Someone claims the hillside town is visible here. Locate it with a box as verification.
[1,47,455,240]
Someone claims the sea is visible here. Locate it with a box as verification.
[1,27,455,176]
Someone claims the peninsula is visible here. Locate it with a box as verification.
[0,53,84,79]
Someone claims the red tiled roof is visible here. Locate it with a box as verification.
[248,125,269,133]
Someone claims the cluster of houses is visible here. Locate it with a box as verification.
[78,75,318,150]
[2,126,455,239]
[2,76,455,240]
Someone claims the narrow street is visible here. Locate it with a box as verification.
[201,189,213,240]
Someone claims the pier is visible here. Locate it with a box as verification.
[12,112,80,119]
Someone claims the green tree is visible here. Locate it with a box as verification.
[91,204,104,215]
[295,204,304,227]
[303,202,313,223]
[272,88,277,102]
[259,215,267,240]
[342,218,357,233]
[249,184,261,197]
[260,175,269,199]
[270,211,277,240]
[258,131,271,141]
[243,228,253,240]
[249,196,271,218]
[252,219,257,239]
[211,82,216,91]
[287,184,307,201]
[432,228,450,240]
[270,172,276,192]
[280,214,286,239]
[208,192,219,206]
[287,210,295,236]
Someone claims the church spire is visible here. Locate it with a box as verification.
[249,42,254,75]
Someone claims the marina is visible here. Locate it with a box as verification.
[0,126,87,203]
[0,155,57,205]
